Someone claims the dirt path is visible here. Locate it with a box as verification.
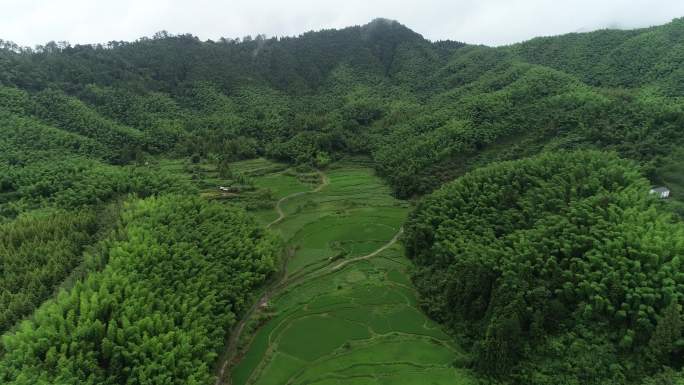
[215,170,328,385]
[266,171,329,229]
[331,227,403,271]
[260,226,405,301]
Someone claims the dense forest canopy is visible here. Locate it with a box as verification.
[1,16,684,385]
[0,196,278,384]
[405,151,684,384]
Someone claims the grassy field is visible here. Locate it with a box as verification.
[224,159,476,385]
[154,157,316,222]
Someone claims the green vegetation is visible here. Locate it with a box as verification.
[405,151,684,384]
[3,19,684,200]
[0,196,278,384]
[1,15,684,385]
[0,209,97,333]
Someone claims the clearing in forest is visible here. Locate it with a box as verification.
[220,159,476,385]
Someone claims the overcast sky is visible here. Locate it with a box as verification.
[2,0,684,47]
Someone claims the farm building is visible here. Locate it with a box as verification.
[649,186,670,199]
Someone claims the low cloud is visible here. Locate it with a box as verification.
[2,0,684,47]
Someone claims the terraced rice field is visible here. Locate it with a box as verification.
[222,160,476,385]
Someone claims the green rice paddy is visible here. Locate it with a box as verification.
[225,159,476,385]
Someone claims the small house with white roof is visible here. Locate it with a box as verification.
[649,186,670,199]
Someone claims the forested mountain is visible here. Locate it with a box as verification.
[1,16,684,385]
[3,18,684,200]
[510,18,684,93]
[406,151,684,384]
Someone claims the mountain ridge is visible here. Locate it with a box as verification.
[2,16,684,197]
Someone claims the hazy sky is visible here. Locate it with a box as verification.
[2,0,684,47]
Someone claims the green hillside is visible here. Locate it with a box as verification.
[406,151,684,384]
[1,16,684,385]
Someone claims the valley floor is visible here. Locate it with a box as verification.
[218,159,477,385]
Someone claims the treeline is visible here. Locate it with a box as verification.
[0,85,277,384]
[0,196,278,384]
[405,151,684,384]
[0,19,427,94]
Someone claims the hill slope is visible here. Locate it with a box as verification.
[2,18,684,199]
[1,16,684,385]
